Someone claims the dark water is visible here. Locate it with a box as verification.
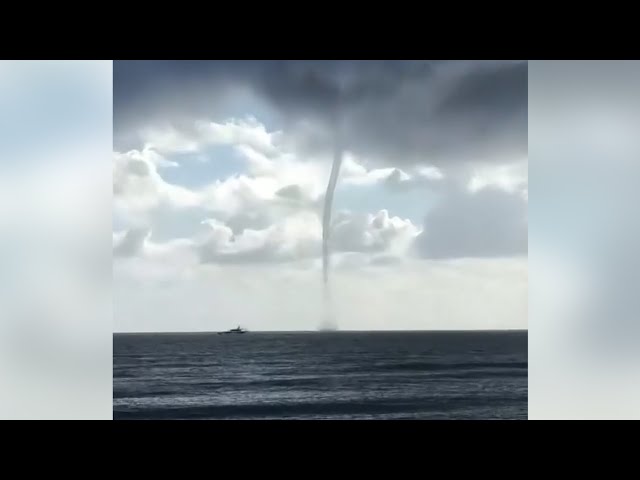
[113,331,527,420]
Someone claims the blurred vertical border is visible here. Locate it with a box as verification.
[0,61,112,419]
[529,60,640,419]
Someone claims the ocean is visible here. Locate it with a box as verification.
[113,331,527,420]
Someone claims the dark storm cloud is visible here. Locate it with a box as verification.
[114,60,527,166]
[114,60,430,121]
[249,60,436,119]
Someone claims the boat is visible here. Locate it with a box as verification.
[218,325,248,335]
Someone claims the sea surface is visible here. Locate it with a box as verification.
[113,331,527,420]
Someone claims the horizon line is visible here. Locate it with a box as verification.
[114,328,528,335]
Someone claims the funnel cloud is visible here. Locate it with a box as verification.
[320,128,344,330]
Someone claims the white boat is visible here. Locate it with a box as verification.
[218,325,247,335]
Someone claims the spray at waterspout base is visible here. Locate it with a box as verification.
[319,286,338,332]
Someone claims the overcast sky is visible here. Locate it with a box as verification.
[113,60,528,332]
